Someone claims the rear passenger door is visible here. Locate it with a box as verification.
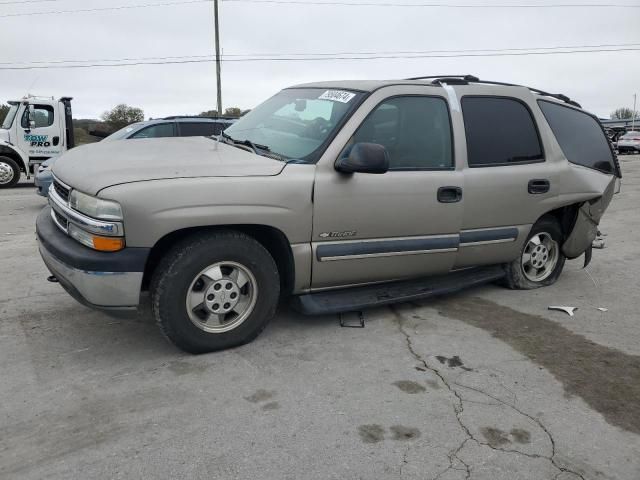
[455,95,552,269]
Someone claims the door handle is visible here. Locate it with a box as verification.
[528,179,550,194]
[437,186,462,203]
[53,136,60,146]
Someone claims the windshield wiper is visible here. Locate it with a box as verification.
[220,132,270,155]
[219,132,287,161]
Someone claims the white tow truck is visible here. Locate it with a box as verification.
[0,95,75,188]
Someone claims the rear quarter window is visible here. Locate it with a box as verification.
[538,100,615,175]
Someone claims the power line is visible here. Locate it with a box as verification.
[0,0,59,4]
[0,46,637,70]
[0,0,211,17]
[1,0,639,15]
[1,42,639,66]
[223,0,640,7]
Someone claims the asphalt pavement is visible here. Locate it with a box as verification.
[1,156,639,479]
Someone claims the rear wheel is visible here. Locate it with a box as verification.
[0,156,20,188]
[151,230,280,353]
[504,216,565,289]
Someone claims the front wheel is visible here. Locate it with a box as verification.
[151,230,280,353]
[504,216,565,290]
[0,156,20,188]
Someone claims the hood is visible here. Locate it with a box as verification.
[52,136,286,195]
[0,130,10,144]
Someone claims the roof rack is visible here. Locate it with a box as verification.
[405,75,581,108]
[162,115,236,121]
[406,74,479,84]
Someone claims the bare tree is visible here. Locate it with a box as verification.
[611,107,639,120]
[101,104,144,130]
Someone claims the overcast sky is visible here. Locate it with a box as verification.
[0,0,638,119]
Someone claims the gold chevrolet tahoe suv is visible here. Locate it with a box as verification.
[37,75,621,353]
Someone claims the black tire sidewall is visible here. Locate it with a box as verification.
[152,232,280,353]
[0,156,20,188]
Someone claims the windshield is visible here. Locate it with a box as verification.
[102,122,145,142]
[223,88,364,162]
[1,104,19,129]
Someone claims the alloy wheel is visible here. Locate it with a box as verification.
[521,232,559,282]
[185,261,258,333]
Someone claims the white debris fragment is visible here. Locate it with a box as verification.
[596,307,608,312]
[548,306,578,316]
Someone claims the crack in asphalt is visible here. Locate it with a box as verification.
[390,305,586,480]
[399,445,410,478]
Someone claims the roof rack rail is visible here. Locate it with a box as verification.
[162,115,236,120]
[406,74,479,82]
[405,75,581,108]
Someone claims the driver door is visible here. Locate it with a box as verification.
[18,103,64,161]
[311,88,464,289]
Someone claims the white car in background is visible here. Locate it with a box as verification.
[617,131,640,154]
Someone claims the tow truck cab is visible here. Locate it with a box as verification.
[0,95,74,187]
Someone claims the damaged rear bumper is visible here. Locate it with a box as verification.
[562,176,618,261]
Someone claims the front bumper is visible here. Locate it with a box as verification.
[36,206,150,310]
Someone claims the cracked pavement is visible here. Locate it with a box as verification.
[2,155,640,479]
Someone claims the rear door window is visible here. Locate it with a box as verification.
[129,123,176,139]
[178,122,219,137]
[538,100,615,175]
[462,96,544,167]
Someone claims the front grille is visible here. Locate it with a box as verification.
[53,209,69,230]
[53,179,70,203]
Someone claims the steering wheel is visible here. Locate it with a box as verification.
[306,117,331,139]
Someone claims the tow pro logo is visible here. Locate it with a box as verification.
[24,134,50,147]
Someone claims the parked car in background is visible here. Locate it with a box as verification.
[35,116,236,196]
[617,130,640,154]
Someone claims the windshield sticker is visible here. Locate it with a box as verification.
[318,90,356,103]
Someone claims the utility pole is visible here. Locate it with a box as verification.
[633,93,637,132]
[214,0,222,115]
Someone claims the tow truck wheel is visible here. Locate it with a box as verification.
[0,156,20,188]
[150,230,280,354]
[504,216,566,290]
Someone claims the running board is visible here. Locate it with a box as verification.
[291,265,505,315]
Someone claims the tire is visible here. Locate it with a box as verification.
[150,230,280,353]
[504,216,566,290]
[0,156,20,188]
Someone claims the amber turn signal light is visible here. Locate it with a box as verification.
[92,236,125,252]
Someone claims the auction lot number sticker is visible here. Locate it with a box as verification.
[318,90,356,103]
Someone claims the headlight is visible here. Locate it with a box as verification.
[69,189,123,221]
[68,223,125,252]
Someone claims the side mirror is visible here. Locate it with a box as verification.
[28,105,36,129]
[335,142,389,174]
